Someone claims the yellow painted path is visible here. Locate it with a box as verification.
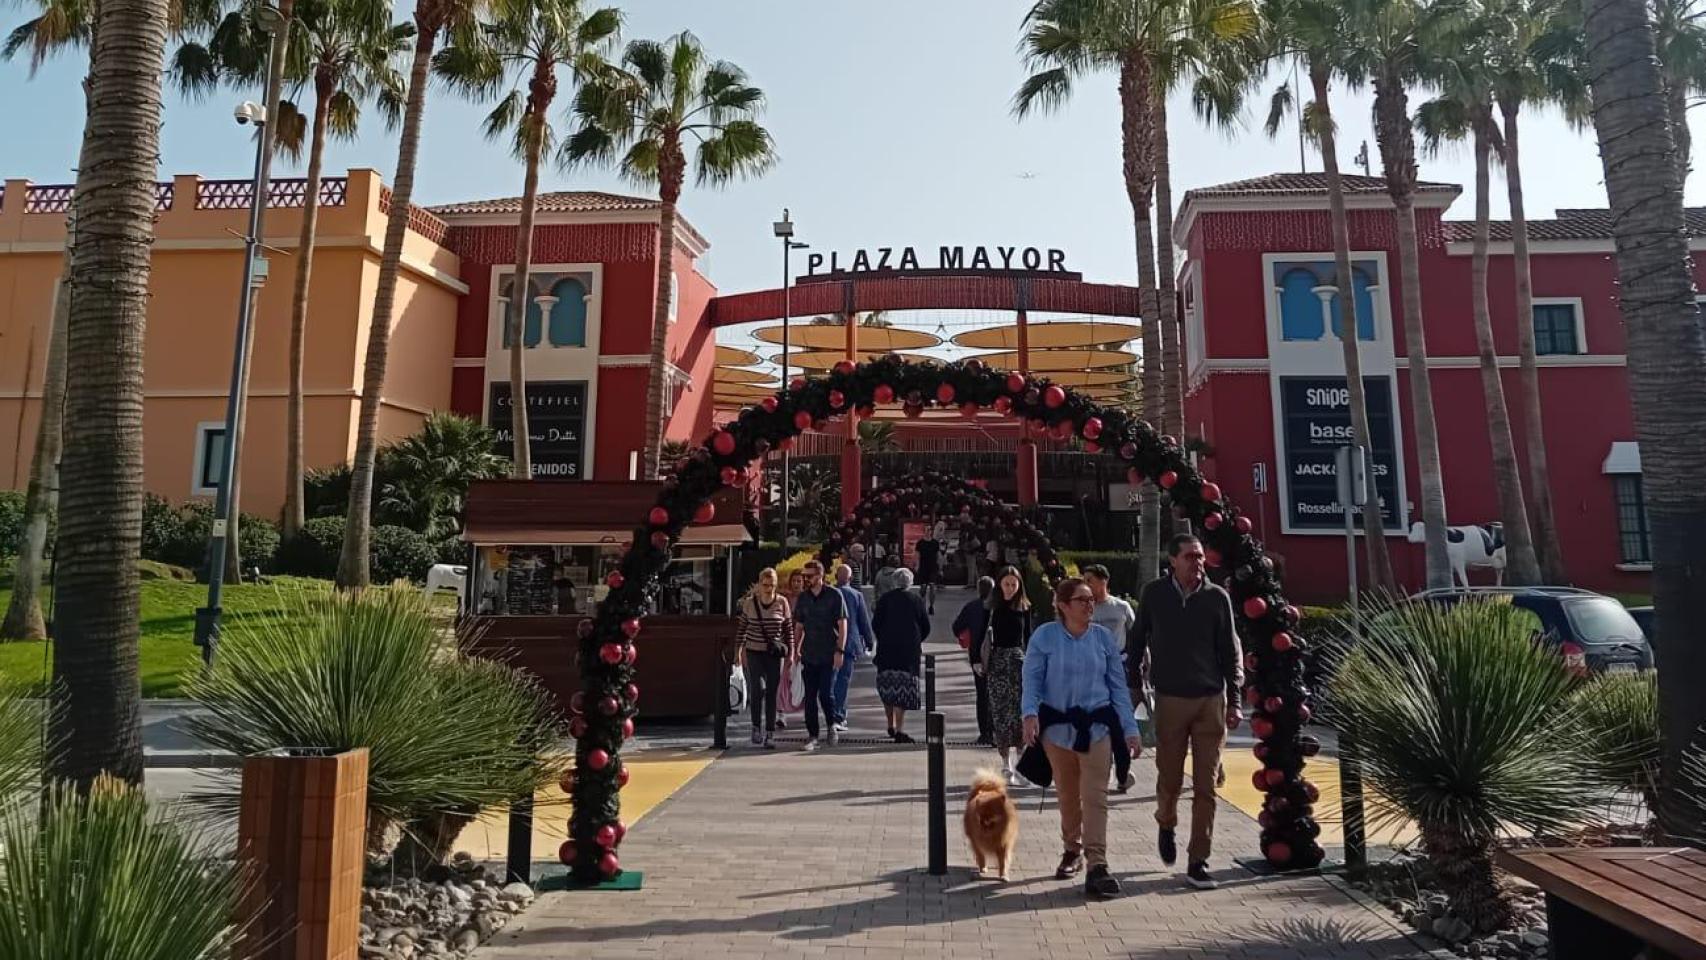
[457,748,713,862]
[1217,747,1419,848]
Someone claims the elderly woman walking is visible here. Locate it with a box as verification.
[872,567,931,743]
[1022,577,1141,900]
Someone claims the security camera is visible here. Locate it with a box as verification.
[233,102,266,126]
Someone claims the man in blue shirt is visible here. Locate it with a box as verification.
[792,560,848,750]
[832,563,874,731]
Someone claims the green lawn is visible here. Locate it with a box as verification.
[0,574,333,698]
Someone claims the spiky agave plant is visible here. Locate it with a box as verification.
[0,778,246,960]
[1328,598,1607,932]
[1571,671,1661,818]
[0,680,42,807]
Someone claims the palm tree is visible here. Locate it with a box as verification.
[1581,0,1706,841]
[1355,0,1452,589]
[856,419,899,454]
[1262,0,1397,591]
[374,412,509,539]
[48,0,174,788]
[1414,12,1542,585]
[435,0,620,482]
[175,0,410,544]
[563,31,777,480]
[337,0,487,587]
[1652,0,1706,186]
[1485,0,1583,583]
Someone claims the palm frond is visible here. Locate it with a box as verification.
[1414,95,1470,157]
[272,97,309,161]
[695,118,776,186]
[1265,79,1296,138]
[1013,66,1074,118]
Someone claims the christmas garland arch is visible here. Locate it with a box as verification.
[561,356,1324,882]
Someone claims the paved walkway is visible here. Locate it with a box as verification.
[477,587,1424,960]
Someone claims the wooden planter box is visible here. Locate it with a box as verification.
[465,615,736,719]
[236,748,370,960]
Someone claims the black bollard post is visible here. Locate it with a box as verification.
[924,653,937,713]
[927,710,947,876]
[713,651,730,749]
[1339,731,1367,877]
[506,792,534,885]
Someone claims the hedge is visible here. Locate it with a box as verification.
[275,517,436,584]
[0,490,24,559]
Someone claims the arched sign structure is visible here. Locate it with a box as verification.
[559,356,1323,882]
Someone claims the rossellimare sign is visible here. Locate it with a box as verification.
[804,244,1070,277]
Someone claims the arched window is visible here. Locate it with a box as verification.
[548,277,588,347]
[499,272,591,349]
[1277,267,1325,341]
[1327,266,1378,342]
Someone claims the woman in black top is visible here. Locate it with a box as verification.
[977,564,1033,785]
[872,568,932,742]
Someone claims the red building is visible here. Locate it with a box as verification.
[1177,173,1663,601]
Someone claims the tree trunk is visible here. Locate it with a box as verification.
[283,76,334,541]
[1469,113,1541,585]
[1421,824,1510,934]
[0,252,69,640]
[1583,0,1706,841]
[1373,74,1452,589]
[338,24,436,588]
[1667,74,1691,188]
[1121,52,1162,584]
[504,97,547,481]
[642,156,683,480]
[1154,93,1185,447]
[1497,100,1567,583]
[1312,64,1395,592]
[48,0,171,788]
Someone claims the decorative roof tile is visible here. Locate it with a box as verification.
[1180,172,1460,202]
[427,190,662,216]
[1440,207,1706,242]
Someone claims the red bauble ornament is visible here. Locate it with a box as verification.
[874,384,895,404]
[1126,467,1144,486]
[599,852,620,877]
[1244,686,1261,706]
[719,466,739,486]
[1005,372,1026,394]
[622,618,642,639]
[856,404,875,418]
[1161,434,1178,448]
[1243,597,1269,619]
[1264,696,1285,714]
[569,691,586,715]
[599,643,623,665]
[1050,420,1074,440]
[606,570,624,589]
[1251,770,1268,791]
[613,821,627,844]
[793,410,813,431]
[828,389,846,409]
[1266,769,1287,788]
[693,501,716,524]
[622,717,635,739]
[617,766,632,788]
[569,716,587,738]
[993,395,1013,415]
[1259,810,1274,830]
[1251,716,1275,740]
[648,506,669,527]
[558,840,577,865]
[904,402,923,419]
[1254,742,1269,761]
[789,377,806,392]
[1204,512,1223,530]
[587,748,611,770]
[1282,605,1301,625]
[649,531,670,550]
[1235,515,1253,535]
[936,383,956,404]
[599,696,620,717]
[1244,652,1259,672]
[1043,384,1066,408]
[624,645,637,666]
[597,824,617,847]
[959,402,979,419]
[1302,781,1320,803]
[1082,417,1103,440]
[760,396,778,413]
[1120,442,1137,459]
[1159,470,1179,489]
[1267,842,1293,866]
[833,359,855,376]
[559,768,576,792]
[1272,632,1295,652]
[1200,482,1222,502]
[1297,704,1313,723]
[1084,441,1101,454]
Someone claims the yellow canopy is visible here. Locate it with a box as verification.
[713,367,779,386]
[751,324,941,350]
[713,383,781,403]
[1027,369,1130,388]
[971,348,1136,371]
[714,344,763,366]
[770,349,938,370]
[951,320,1141,349]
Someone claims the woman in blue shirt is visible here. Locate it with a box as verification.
[1022,577,1141,900]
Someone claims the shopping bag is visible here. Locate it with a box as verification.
[1135,682,1158,749]
[779,660,805,714]
[727,664,747,712]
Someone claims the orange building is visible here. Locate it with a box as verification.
[0,168,718,517]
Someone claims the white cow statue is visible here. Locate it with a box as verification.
[424,563,468,609]
[1407,522,1506,587]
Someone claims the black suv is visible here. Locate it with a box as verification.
[1408,586,1654,675]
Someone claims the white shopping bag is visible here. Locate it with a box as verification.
[779,660,805,714]
[727,664,747,712]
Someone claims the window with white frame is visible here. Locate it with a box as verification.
[497,270,591,349]
[1612,474,1652,565]
[1270,259,1380,342]
[192,422,227,496]
[1532,299,1585,356]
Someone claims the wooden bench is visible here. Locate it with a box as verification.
[1496,846,1706,960]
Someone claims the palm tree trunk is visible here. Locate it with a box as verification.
[642,164,683,480]
[1373,75,1451,589]
[48,0,171,788]
[1153,93,1185,448]
[338,24,436,588]
[1497,100,1567,583]
[1667,75,1691,188]
[504,108,545,481]
[1583,0,1706,841]
[283,77,334,541]
[0,255,69,641]
[1421,824,1510,933]
[1469,115,1540,585]
[1312,64,1395,592]
[1121,52,1162,583]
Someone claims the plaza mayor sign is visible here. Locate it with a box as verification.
[804,244,1071,277]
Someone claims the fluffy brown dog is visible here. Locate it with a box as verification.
[964,769,1019,880]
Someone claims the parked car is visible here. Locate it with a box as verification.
[1408,586,1653,675]
[1628,606,1655,645]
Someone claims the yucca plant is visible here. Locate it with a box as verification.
[1572,671,1661,818]
[183,586,568,857]
[0,778,245,960]
[0,681,42,807]
[1328,598,1606,932]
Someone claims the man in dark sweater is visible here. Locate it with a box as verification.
[1130,533,1243,890]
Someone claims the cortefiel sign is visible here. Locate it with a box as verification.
[1278,376,1401,531]
[488,380,586,479]
[804,245,1070,277]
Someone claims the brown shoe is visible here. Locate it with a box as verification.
[1055,850,1084,880]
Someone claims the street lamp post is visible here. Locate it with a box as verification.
[193,5,285,665]
[772,211,807,544]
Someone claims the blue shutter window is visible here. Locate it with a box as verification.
[547,277,588,347]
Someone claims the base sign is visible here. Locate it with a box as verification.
[1278,376,1400,531]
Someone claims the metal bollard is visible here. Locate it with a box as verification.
[1339,731,1367,877]
[506,792,534,885]
[713,653,730,749]
[924,654,937,713]
[927,711,947,876]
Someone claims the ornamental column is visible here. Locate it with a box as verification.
[1015,290,1039,508]
[840,282,862,516]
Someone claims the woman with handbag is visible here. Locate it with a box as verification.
[736,567,793,749]
[980,565,1032,785]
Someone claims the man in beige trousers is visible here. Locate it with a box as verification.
[1130,533,1243,890]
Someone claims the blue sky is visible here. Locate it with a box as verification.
[2,0,1690,354]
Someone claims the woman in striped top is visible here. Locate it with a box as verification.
[738,567,793,749]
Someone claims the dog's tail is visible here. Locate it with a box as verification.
[970,768,1008,797]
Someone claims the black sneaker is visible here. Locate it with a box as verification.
[1054,850,1084,880]
[1186,861,1218,890]
[893,731,915,744]
[1085,864,1122,899]
[1158,828,1177,867]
